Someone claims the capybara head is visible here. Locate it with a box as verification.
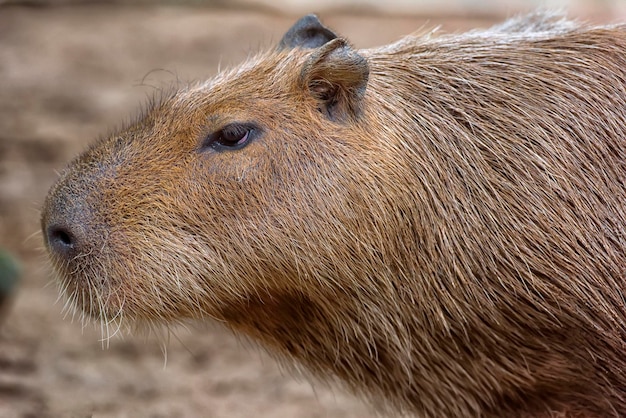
[42,12,626,418]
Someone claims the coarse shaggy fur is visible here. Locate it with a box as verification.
[42,11,626,418]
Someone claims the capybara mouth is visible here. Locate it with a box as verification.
[42,210,126,322]
[41,11,626,418]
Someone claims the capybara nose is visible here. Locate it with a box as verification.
[41,188,93,262]
[45,223,78,257]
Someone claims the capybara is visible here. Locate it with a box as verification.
[41,11,626,418]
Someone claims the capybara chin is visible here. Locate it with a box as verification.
[41,11,626,418]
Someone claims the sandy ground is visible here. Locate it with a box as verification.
[0,4,622,418]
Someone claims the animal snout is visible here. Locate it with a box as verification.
[45,221,79,257]
[41,188,95,263]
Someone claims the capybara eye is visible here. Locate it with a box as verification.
[202,123,258,152]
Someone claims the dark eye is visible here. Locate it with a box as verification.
[202,122,259,152]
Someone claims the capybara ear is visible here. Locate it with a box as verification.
[300,38,369,122]
[278,14,338,50]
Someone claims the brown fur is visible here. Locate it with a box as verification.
[41,12,626,418]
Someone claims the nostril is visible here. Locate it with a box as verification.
[47,224,75,251]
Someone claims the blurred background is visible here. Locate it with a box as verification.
[0,1,624,417]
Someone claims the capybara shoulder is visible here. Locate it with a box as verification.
[42,12,626,418]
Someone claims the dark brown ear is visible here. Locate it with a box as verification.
[300,38,369,123]
[278,14,338,50]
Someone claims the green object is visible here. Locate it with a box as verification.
[0,249,20,295]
